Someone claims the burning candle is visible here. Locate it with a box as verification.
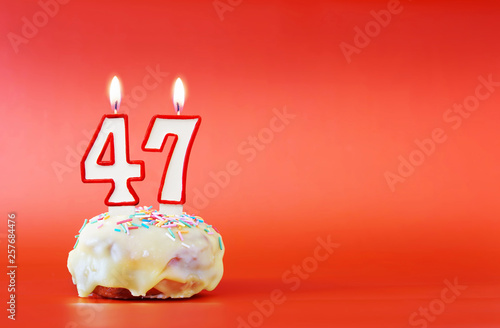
[81,76,145,216]
[142,78,201,215]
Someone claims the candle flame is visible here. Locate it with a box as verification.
[173,77,185,115]
[110,76,121,113]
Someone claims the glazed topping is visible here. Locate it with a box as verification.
[67,206,224,298]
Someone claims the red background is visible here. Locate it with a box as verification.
[1,0,499,327]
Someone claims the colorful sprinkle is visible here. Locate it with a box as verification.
[77,208,222,248]
[73,238,79,249]
[179,219,193,228]
[116,218,133,225]
[78,219,88,233]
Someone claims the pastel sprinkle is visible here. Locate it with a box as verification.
[179,219,193,228]
[78,219,88,233]
[79,208,222,247]
[73,239,79,249]
[116,218,133,225]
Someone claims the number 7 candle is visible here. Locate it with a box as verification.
[142,78,201,216]
[81,76,145,216]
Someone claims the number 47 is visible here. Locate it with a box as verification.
[81,114,200,210]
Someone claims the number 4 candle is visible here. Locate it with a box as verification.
[81,76,145,216]
[142,78,201,216]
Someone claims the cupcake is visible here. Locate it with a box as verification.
[68,206,224,299]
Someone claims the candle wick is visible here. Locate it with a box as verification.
[176,103,180,115]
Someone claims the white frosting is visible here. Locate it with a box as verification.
[67,212,224,298]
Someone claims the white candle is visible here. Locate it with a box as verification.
[81,76,145,216]
[142,78,201,215]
